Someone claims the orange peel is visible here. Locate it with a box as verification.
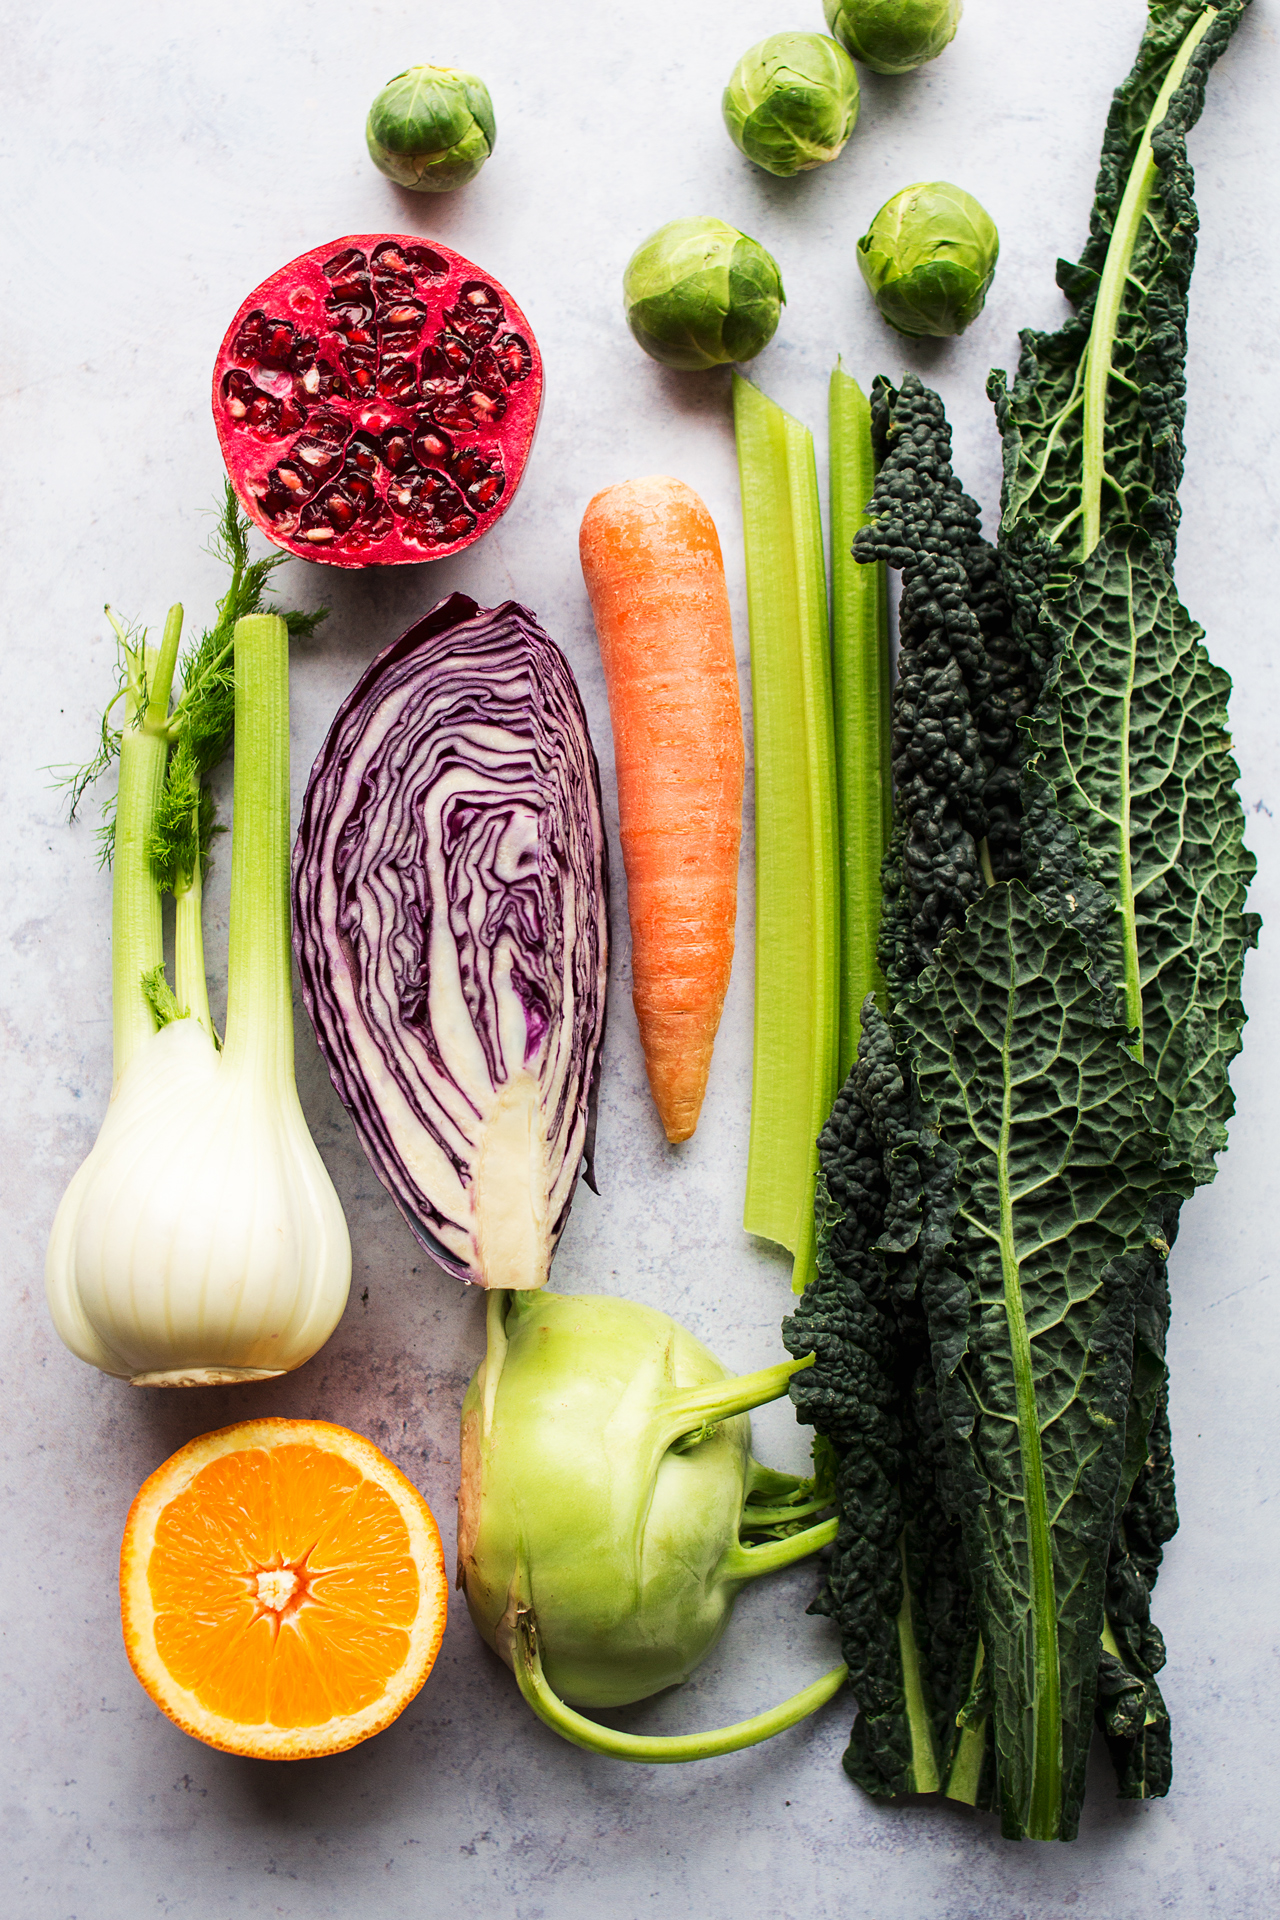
[120,1417,446,1759]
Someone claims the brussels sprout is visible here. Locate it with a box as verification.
[365,64,495,193]
[722,32,860,179]
[823,0,962,75]
[623,216,785,371]
[857,180,998,338]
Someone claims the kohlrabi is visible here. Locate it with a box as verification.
[458,1290,847,1759]
[46,499,351,1385]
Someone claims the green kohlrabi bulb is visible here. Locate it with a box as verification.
[823,0,962,76]
[623,216,785,371]
[857,180,998,338]
[365,64,495,193]
[722,32,860,178]
[458,1290,833,1710]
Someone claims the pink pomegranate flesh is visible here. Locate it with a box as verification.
[212,235,543,568]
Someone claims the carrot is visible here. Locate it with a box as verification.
[579,476,744,1143]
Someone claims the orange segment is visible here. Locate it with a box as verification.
[121,1418,447,1759]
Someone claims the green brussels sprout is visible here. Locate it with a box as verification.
[857,180,998,338]
[823,0,962,75]
[365,64,495,193]
[722,32,860,179]
[623,216,785,371]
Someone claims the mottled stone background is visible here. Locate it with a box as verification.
[2,1,1277,1913]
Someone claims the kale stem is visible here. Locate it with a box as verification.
[110,604,183,1086]
[221,614,293,1086]
[896,1533,941,1792]
[1079,6,1217,557]
[514,1609,848,1763]
[945,1636,990,1805]
[995,920,1062,1838]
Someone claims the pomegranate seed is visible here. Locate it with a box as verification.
[493,333,533,384]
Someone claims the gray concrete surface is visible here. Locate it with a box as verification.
[2,1,1277,1913]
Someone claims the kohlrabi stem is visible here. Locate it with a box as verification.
[739,1493,831,1529]
[1079,5,1217,558]
[660,1351,814,1450]
[719,1513,837,1581]
[110,604,183,1086]
[222,614,293,1086]
[514,1609,848,1763]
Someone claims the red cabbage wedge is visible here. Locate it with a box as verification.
[294,595,609,1289]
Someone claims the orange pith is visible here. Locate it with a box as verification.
[120,1419,447,1759]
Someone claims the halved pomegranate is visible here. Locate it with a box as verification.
[212,235,543,568]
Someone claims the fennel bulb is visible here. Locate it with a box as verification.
[47,601,350,1385]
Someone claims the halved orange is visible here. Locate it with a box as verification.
[120,1418,447,1759]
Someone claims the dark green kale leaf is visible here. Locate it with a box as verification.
[1024,528,1258,1182]
[902,882,1187,1840]
[789,0,1255,1840]
[784,1002,982,1802]
[853,377,1035,992]
[1098,1367,1178,1799]
[991,0,1252,571]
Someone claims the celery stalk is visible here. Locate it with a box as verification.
[829,366,890,1082]
[732,373,839,1295]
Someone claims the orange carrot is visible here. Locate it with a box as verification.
[579,476,744,1143]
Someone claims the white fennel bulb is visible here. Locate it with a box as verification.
[46,593,350,1385]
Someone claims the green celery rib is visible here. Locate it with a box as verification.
[733,373,839,1295]
[829,365,890,1081]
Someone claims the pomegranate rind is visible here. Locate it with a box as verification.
[120,1417,448,1759]
[212,234,543,570]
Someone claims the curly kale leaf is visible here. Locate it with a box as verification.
[853,376,1035,991]
[784,1003,980,1802]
